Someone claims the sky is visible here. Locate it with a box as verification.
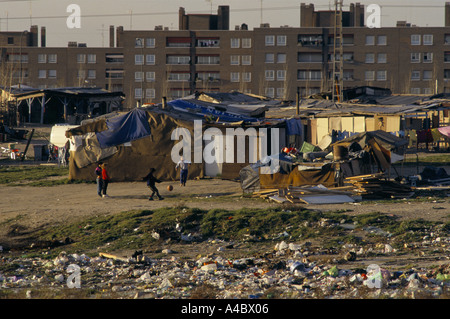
[0,0,447,47]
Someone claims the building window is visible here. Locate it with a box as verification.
[297,70,322,80]
[197,38,219,47]
[276,88,285,98]
[106,69,124,79]
[423,70,433,80]
[196,55,219,65]
[135,54,144,65]
[7,37,14,45]
[410,88,421,94]
[88,70,96,79]
[423,52,433,63]
[343,70,354,80]
[37,54,46,63]
[265,70,275,81]
[168,72,190,81]
[265,35,275,46]
[230,72,240,82]
[411,70,420,81]
[135,88,142,99]
[146,54,155,65]
[277,35,287,46]
[298,52,322,63]
[146,88,155,99]
[146,71,155,82]
[242,38,252,48]
[377,53,387,63]
[242,55,252,65]
[265,87,275,98]
[135,38,144,48]
[135,71,143,82]
[445,69,450,80]
[277,53,286,63]
[411,52,421,63]
[377,70,387,81]
[265,53,275,63]
[411,34,421,45]
[277,70,286,81]
[48,70,57,79]
[77,54,86,63]
[298,34,323,46]
[230,55,240,65]
[38,70,46,79]
[146,38,155,48]
[197,72,220,82]
[365,53,375,63]
[87,54,96,64]
[377,35,387,45]
[445,52,450,62]
[48,54,57,63]
[445,35,450,45]
[167,37,191,48]
[231,38,240,48]
[364,70,375,81]
[365,35,375,45]
[167,55,190,65]
[423,34,433,45]
[242,72,251,82]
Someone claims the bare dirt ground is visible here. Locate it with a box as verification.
[0,124,449,272]
[0,178,448,235]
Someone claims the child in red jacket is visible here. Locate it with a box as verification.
[101,163,111,198]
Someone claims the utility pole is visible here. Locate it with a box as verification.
[332,0,344,103]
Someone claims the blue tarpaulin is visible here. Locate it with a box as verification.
[168,99,260,123]
[96,108,151,148]
[285,118,303,136]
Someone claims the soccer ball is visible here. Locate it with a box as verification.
[167,185,173,191]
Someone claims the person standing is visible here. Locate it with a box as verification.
[101,163,111,198]
[95,162,103,197]
[175,156,190,187]
[143,168,163,200]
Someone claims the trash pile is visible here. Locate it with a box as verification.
[1,234,449,299]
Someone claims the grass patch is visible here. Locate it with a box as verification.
[0,165,70,186]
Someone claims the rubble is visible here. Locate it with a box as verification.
[0,234,449,299]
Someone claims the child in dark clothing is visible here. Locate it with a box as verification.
[143,168,164,200]
[95,162,103,197]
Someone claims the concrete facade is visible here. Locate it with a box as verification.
[2,4,450,111]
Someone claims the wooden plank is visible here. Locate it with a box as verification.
[298,194,355,204]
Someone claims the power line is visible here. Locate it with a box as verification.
[2,4,445,21]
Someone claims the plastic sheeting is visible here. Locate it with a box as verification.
[168,99,260,123]
[96,108,151,148]
[285,118,303,136]
[438,126,450,138]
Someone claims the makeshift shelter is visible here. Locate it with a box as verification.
[1,86,124,125]
[66,107,205,182]
[330,130,409,178]
[239,130,409,193]
[239,154,338,192]
[66,94,293,182]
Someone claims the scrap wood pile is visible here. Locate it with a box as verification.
[344,174,415,200]
[252,185,356,205]
[252,173,415,204]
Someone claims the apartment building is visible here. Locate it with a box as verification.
[2,4,450,111]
